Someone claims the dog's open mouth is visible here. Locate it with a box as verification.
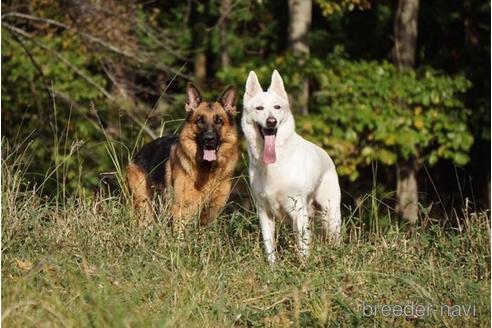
[257,124,277,165]
[257,124,277,139]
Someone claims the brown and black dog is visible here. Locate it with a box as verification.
[126,83,239,229]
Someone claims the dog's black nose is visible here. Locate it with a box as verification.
[266,117,277,128]
[203,132,217,144]
[204,135,216,143]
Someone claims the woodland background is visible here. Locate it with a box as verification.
[2,0,491,221]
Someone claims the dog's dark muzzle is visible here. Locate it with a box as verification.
[199,131,219,150]
[257,124,277,139]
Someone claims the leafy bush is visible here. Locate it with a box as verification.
[305,58,473,180]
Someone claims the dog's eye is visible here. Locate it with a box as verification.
[195,116,205,125]
[256,106,264,111]
[274,105,281,109]
[215,116,223,125]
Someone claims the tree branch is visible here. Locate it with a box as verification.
[3,22,114,100]
[2,12,191,79]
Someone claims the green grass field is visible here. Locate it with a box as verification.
[2,148,490,327]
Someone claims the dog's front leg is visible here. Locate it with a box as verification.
[200,184,231,225]
[291,200,311,258]
[171,179,200,234]
[259,209,276,264]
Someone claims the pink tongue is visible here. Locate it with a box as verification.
[262,135,276,164]
[203,149,217,161]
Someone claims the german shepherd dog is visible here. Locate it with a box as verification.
[126,83,239,229]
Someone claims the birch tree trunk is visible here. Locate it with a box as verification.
[392,0,420,69]
[288,0,311,115]
[392,0,420,223]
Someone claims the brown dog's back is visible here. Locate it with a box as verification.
[132,135,178,188]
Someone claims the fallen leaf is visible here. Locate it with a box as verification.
[16,259,33,271]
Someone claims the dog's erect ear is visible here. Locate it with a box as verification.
[185,83,202,112]
[220,86,237,114]
[268,70,288,100]
[244,71,262,104]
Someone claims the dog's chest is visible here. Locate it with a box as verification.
[251,164,308,209]
[194,171,225,192]
[255,158,306,185]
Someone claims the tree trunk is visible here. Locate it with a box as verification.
[396,161,419,223]
[190,3,208,84]
[288,0,311,115]
[194,52,207,83]
[393,0,420,223]
[392,0,420,69]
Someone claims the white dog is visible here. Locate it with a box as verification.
[242,70,341,264]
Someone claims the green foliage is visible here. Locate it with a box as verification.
[306,58,473,180]
[315,0,371,16]
[2,33,107,103]
[1,30,116,191]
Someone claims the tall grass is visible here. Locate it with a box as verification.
[2,128,490,327]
